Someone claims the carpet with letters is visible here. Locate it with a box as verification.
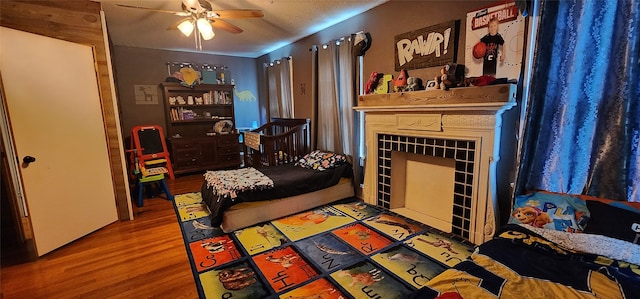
[173,192,474,299]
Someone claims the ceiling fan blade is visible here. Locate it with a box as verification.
[115,4,190,17]
[212,9,264,19]
[210,19,243,34]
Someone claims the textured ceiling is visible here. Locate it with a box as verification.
[99,0,388,58]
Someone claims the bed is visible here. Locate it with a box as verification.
[409,191,640,299]
[201,150,355,233]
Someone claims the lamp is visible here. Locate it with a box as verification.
[175,16,215,50]
[177,20,194,37]
[196,18,215,40]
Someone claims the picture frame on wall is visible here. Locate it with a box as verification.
[465,1,525,81]
[134,84,159,105]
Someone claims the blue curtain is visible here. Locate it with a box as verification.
[516,0,640,202]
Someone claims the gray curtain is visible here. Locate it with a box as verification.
[266,57,293,119]
[315,43,343,152]
[311,37,359,178]
[338,38,356,159]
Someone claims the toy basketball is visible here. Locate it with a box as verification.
[473,42,487,59]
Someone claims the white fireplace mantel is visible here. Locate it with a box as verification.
[355,84,518,244]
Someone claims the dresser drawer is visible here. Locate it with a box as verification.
[175,157,200,168]
[171,140,198,150]
[218,153,240,164]
[217,145,238,155]
[173,148,200,162]
[216,134,238,147]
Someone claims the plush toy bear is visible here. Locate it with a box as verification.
[436,66,451,90]
[435,63,465,90]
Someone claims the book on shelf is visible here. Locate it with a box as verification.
[171,108,179,121]
[170,107,195,121]
[203,91,213,105]
[182,109,194,120]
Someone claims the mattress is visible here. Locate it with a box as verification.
[220,176,354,232]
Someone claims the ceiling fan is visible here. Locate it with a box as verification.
[116,0,263,50]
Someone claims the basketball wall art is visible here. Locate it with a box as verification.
[394,20,460,71]
[465,1,525,80]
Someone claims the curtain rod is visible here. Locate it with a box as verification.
[309,35,353,51]
[166,62,229,76]
[263,56,291,67]
[165,62,228,70]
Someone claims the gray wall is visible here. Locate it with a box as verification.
[255,1,496,121]
[112,46,260,140]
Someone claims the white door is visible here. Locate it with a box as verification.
[0,27,118,256]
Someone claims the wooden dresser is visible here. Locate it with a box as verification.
[169,134,240,175]
[161,82,241,175]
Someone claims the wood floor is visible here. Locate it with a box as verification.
[1,173,206,299]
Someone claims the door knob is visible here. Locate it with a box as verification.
[22,155,36,165]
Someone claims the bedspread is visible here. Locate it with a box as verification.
[203,167,273,199]
[410,224,640,298]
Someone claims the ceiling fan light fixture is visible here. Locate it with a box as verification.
[197,18,215,40]
[177,20,195,37]
[117,0,263,50]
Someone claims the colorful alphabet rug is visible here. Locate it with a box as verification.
[173,192,474,299]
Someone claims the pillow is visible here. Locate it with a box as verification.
[295,150,347,171]
[571,193,640,214]
[583,200,640,244]
[508,192,590,233]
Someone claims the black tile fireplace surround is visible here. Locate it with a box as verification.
[377,134,476,239]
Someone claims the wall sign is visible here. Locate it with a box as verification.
[395,20,460,71]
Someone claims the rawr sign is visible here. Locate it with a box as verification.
[395,20,459,71]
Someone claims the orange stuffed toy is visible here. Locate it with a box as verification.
[394,69,408,92]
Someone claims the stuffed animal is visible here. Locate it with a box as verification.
[435,65,455,90]
[435,63,466,90]
[393,69,408,92]
[436,66,450,90]
[365,72,384,94]
[404,77,423,91]
[214,120,234,134]
[374,74,394,94]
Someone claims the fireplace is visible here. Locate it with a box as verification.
[381,134,473,238]
[355,84,517,244]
